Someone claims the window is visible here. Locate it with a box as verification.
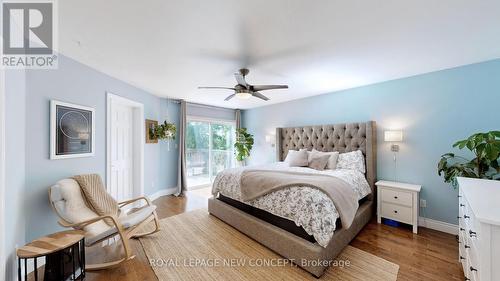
[186,117,236,188]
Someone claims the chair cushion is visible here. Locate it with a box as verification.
[120,205,157,228]
[50,179,112,241]
[50,179,157,246]
[85,227,118,246]
[84,205,157,245]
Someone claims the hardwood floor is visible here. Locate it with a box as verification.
[86,191,462,281]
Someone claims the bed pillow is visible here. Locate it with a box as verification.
[337,150,366,173]
[284,149,308,167]
[308,149,340,170]
[308,154,331,171]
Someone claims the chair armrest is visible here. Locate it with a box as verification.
[118,196,152,208]
[59,214,123,230]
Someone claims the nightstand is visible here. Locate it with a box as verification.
[376,180,422,234]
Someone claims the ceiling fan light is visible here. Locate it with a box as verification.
[236,92,251,99]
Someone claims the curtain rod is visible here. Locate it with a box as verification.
[164,99,240,111]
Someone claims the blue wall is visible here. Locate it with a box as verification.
[23,54,179,241]
[242,59,500,225]
[4,69,27,280]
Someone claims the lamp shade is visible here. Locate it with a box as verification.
[384,130,403,142]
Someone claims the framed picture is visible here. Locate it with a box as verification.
[50,100,95,159]
[145,119,158,144]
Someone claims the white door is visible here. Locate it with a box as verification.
[109,102,134,201]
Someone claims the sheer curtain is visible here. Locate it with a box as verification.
[235,109,241,130]
[176,100,187,196]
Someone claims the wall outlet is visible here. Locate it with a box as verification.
[420,199,427,208]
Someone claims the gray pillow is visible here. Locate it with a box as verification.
[309,149,340,170]
[285,149,308,167]
[308,154,331,171]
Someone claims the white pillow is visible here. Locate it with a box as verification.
[337,150,366,173]
[308,149,340,170]
[285,149,308,167]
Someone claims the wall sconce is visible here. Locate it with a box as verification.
[265,135,275,147]
[384,130,403,181]
[384,130,403,152]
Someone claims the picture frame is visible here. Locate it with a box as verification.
[145,119,158,144]
[50,100,95,159]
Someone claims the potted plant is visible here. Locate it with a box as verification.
[234,128,254,165]
[150,121,177,141]
[438,131,500,188]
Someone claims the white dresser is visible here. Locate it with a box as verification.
[458,177,500,281]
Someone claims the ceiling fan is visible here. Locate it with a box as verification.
[198,68,288,101]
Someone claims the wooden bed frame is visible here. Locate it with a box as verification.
[208,121,377,277]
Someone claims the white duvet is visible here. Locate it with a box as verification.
[211,162,371,248]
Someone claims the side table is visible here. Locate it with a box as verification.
[16,230,85,281]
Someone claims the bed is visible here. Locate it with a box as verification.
[208,121,377,277]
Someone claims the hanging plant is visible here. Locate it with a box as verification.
[234,128,254,162]
[150,121,177,141]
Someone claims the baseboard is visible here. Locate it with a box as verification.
[149,187,178,201]
[418,217,458,235]
[186,184,211,191]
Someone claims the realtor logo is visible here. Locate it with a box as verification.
[1,1,58,69]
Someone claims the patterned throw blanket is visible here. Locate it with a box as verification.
[73,174,120,226]
[240,169,359,229]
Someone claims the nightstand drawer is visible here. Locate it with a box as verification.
[380,188,413,207]
[381,202,413,224]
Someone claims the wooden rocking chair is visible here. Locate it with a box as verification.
[49,178,161,270]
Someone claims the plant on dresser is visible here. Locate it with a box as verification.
[438,131,500,188]
[458,177,500,281]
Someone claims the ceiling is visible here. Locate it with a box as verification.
[58,0,500,109]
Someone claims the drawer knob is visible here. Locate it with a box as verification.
[460,256,465,260]
[394,196,398,199]
[460,228,465,231]
[393,210,398,214]
[470,266,478,272]
[457,216,462,219]
[465,278,470,281]
[460,204,465,207]
[463,215,470,219]
[469,230,477,237]
[458,195,462,198]
[465,244,470,249]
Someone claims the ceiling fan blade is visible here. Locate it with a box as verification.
[224,94,236,101]
[251,92,269,101]
[251,85,288,91]
[198,87,235,91]
[234,73,248,87]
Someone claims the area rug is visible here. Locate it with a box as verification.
[139,209,399,281]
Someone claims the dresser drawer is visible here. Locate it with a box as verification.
[462,199,481,244]
[466,243,480,281]
[380,188,413,207]
[381,202,413,224]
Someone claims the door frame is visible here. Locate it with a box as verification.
[186,115,236,190]
[0,68,6,280]
[106,92,145,198]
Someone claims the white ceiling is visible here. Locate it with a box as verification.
[58,0,500,109]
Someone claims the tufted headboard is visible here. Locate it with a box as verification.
[275,121,377,195]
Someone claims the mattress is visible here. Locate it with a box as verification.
[211,162,371,247]
[218,193,318,242]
